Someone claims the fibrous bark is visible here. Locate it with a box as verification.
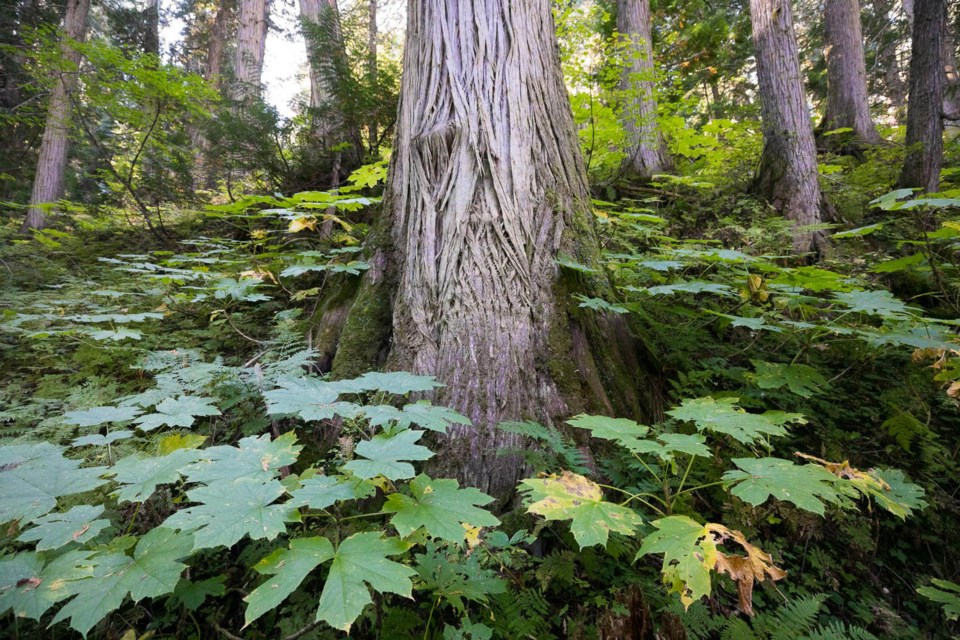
[22,0,91,232]
[231,0,270,101]
[819,0,883,150]
[206,0,234,87]
[750,0,827,254]
[617,0,672,178]
[332,0,657,502]
[898,0,946,193]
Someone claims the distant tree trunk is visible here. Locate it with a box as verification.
[22,0,91,232]
[898,0,946,192]
[944,25,960,120]
[818,0,883,150]
[873,0,909,114]
[206,1,233,87]
[143,0,160,58]
[617,0,672,179]
[232,0,270,101]
[749,0,827,255]
[299,0,361,183]
[366,0,378,152]
[331,0,658,502]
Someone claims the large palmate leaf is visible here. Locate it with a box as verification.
[315,533,416,632]
[0,444,108,525]
[520,471,642,549]
[109,448,202,503]
[750,360,828,398]
[62,406,142,427]
[0,550,96,621]
[833,289,912,318]
[184,432,301,484]
[163,478,300,550]
[358,402,470,433]
[384,474,499,542]
[289,475,375,510]
[667,397,797,445]
[636,516,717,608]
[631,433,712,460]
[16,505,109,550]
[134,395,221,431]
[51,528,193,636]
[568,415,649,451]
[244,536,334,626]
[264,376,359,421]
[343,429,433,480]
[335,371,443,395]
[723,458,841,515]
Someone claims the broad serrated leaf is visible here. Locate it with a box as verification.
[337,371,443,395]
[52,528,194,636]
[16,506,109,550]
[723,458,841,515]
[109,448,202,503]
[184,432,301,484]
[315,533,416,632]
[384,474,499,541]
[0,444,108,525]
[631,433,712,460]
[343,429,433,480]
[163,477,300,550]
[289,475,375,510]
[174,575,226,611]
[134,395,221,431]
[918,579,960,621]
[396,402,472,433]
[244,537,334,626]
[62,406,142,427]
[667,397,793,444]
[568,415,649,451]
[263,376,356,422]
[520,471,642,548]
[0,550,96,620]
[636,516,716,608]
[833,289,912,317]
[71,431,134,447]
[750,361,828,398]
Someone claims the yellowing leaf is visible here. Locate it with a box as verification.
[706,524,786,616]
[288,217,317,233]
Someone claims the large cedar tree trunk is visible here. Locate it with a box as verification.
[898,0,946,192]
[299,0,362,183]
[618,0,672,178]
[232,0,270,101]
[750,0,827,254]
[331,0,657,501]
[819,0,883,150]
[22,0,91,232]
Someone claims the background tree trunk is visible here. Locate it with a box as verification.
[231,0,270,101]
[898,0,946,192]
[331,0,658,502]
[206,1,233,88]
[819,0,883,150]
[749,0,826,254]
[143,0,160,58]
[22,0,91,232]
[943,24,959,120]
[617,0,672,179]
[366,0,378,152]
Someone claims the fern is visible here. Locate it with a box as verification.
[765,594,827,639]
[490,589,555,639]
[807,621,879,640]
[497,420,590,474]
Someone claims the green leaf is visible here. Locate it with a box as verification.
[631,433,712,460]
[770,266,854,292]
[520,471,643,549]
[861,468,926,519]
[244,536,335,626]
[289,475,375,510]
[264,377,359,421]
[723,458,841,515]
[636,516,716,608]
[568,415,649,451]
[869,253,926,273]
[51,528,194,636]
[750,361,828,398]
[0,444,108,525]
[315,533,416,632]
[556,255,598,273]
[174,575,226,611]
[337,371,444,395]
[667,397,793,444]
[384,474,500,541]
[343,429,434,480]
[832,223,884,239]
[62,406,142,427]
[16,506,109,550]
[185,432,301,484]
[163,477,300,550]
[134,395,221,431]
[110,448,202,503]
[918,579,960,621]
[640,281,734,297]
[575,295,629,314]
[0,550,96,620]
[71,431,134,447]
[396,401,472,433]
[833,289,912,317]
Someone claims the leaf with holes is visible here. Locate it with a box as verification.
[16,506,109,550]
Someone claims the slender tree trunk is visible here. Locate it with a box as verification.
[143,0,160,58]
[750,0,827,254]
[22,0,91,232]
[206,1,233,87]
[944,24,960,120]
[300,0,361,183]
[819,0,883,150]
[331,0,658,501]
[898,0,946,192]
[617,0,672,179]
[366,0,378,152]
[232,0,270,101]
